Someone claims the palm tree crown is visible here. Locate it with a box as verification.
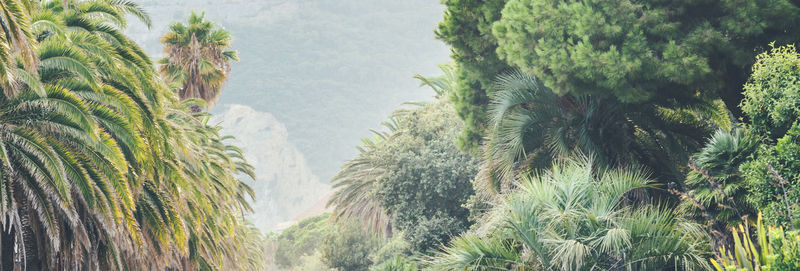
[159,11,238,110]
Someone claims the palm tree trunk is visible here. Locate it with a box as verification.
[11,182,41,271]
[0,225,14,271]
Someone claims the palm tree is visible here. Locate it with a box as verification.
[679,128,759,243]
[328,129,394,235]
[483,71,716,192]
[413,63,457,99]
[0,1,264,270]
[158,11,238,111]
[0,2,151,268]
[427,158,713,270]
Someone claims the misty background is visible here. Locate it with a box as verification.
[125,0,449,231]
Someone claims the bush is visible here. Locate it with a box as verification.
[742,122,800,228]
[321,219,380,271]
[741,45,800,139]
[273,214,331,268]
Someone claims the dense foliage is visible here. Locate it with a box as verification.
[436,0,509,152]
[314,2,800,271]
[741,45,800,139]
[374,101,478,252]
[0,1,262,270]
[492,0,800,118]
[429,159,712,270]
[712,213,800,270]
[742,122,800,228]
[438,0,800,150]
[11,0,800,269]
[739,46,800,229]
[320,218,381,271]
[273,214,330,268]
[679,128,758,239]
[484,71,716,190]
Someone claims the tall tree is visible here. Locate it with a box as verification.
[0,1,263,270]
[491,0,800,119]
[159,11,238,111]
[436,0,510,152]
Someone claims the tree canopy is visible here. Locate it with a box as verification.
[436,0,510,152]
[492,0,800,118]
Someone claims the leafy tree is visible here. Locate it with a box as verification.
[329,66,479,246]
[741,45,800,139]
[375,100,479,252]
[428,158,713,270]
[436,0,510,152]
[328,101,478,251]
[273,214,331,268]
[740,45,800,229]
[491,0,800,118]
[742,122,800,228]
[484,71,714,190]
[329,67,479,253]
[159,11,238,111]
[321,218,380,271]
[679,128,758,241]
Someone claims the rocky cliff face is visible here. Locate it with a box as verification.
[212,105,329,232]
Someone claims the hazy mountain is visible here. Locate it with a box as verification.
[126,0,449,230]
[212,105,328,232]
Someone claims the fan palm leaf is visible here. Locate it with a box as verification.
[428,158,713,270]
[483,71,715,192]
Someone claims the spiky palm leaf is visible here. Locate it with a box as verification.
[680,128,759,243]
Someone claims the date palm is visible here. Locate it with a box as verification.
[159,11,238,111]
[0,1,264,270]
